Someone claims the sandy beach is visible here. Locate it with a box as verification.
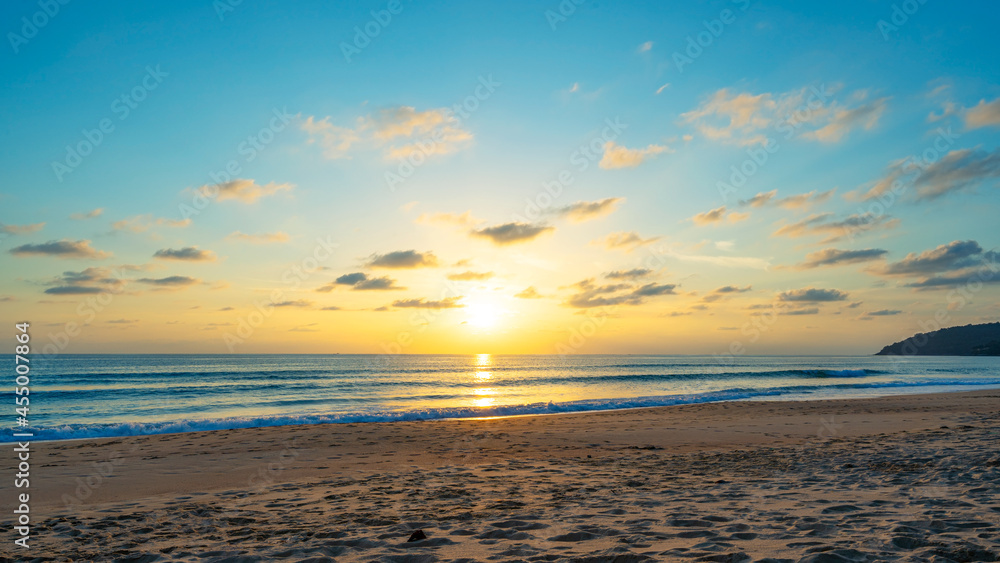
[5,389,1000,562]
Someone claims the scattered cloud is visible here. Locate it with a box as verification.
[366,250,439,268]
[416,211,482,227]
[874,240,986,276]
[868,309,902,316]
[681,86,888,146]
[1,222,45,235]
[783,307,820,315]
[112,215,190,233]
[191,179,294,204]
[565,278,676,308]
[795,248,888,269]
[70,208,104,220]
[802,97,889,143]
[391,297,464,309]
[514,286,543,299]
[596,231,660,252]
[605,268,652,280]
[272,299,313,308]
[964,96,1000,130]
[552,197,624,222]
[740,190,777,207]
[226,231,290,244]
[772,212,898,243]
[10,239,111,259]
[599,141,670,169]
[655,83,670,95]
[136,276,201,288]
[301,106,473,160]
[470,222,553,245]
[778,288,849,302]
[319,272,404,291]
[637,41,653,53]
[447,271,494,281]
[691,206,750,226]
[854,147,1000,201]
[153,246,217,262]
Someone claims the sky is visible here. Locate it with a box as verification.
[1,0,999,355]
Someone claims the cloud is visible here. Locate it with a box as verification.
[10,239,111,259]
[874,240,984,276]
[552,197,624,222]
[964,97,1000,130]
[691,206,749,226]
[909,148,1000,200]
[637,41,653,53]
[321,306,343,311]
[300,115,362,159]
[596,231,660,252]
[565,278,676,308]
[901,268,1000,290]
[366,250,439,268]
[41,265,149,294]
[112,215,191,233]
[226,231,290,244]
[681,86,887,146]
[192,179,294,204]
[137,276,201,288]
[868,309,902,316]
[796,248,888,269]
[70,208,104,220]
[656,83,670,95]
[778,288,849,302]
[301,106,473,160]
[153,246,217,262]
[599,141,670,169]
[783,307,820,315]
[416,211,481,227]
[514,286,543,299]
[391,297,464,309]
[319,272,403,291]
[1,222,45,235]
[739,190,777,207]
[701,285,752,303]
[801,97,889,143]
[772,212,898,243]
[447,271,494,281]
[272,299,313,308]
[663,248,771,270]
[855,147,1000,201]
[605,268,652,280]
[470,222,553,245]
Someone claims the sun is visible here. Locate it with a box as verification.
[465,301,501,329]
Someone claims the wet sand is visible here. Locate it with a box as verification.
[4,389,1000,562]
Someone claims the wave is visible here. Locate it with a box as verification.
[12,378,1000,443]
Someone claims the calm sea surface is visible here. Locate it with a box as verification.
[9,354,999,441]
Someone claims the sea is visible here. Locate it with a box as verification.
[8,354,1000,442]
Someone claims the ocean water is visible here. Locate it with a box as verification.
[8,354,1000,442]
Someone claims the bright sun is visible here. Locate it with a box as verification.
[465,301,502,329]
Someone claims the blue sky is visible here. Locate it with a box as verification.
[1,0,998,354]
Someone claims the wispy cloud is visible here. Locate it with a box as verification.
[1,222,45,235]
[604,268,652,280]
[136,276,201,288]
[226,231,290,244]
[772,212,898,243]
[690,206,747,226]
[599,141,670,169]
[551,197,624,222]
[514,286,543,299]
[366,250,439,269]
[565,278,676,308]
[794,248,888,269]
[446,271,494,281]
[191,179,294,204]
[10,239,111,259]
[778,288,849,302]
[112,215,190,233]
[153,247,217,262]
[301,106,473,160]
[470,222,553,245]
[964,96,1000,130]
[391,297,464,309]
[70,208,104,220]
[595,231,660,252]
